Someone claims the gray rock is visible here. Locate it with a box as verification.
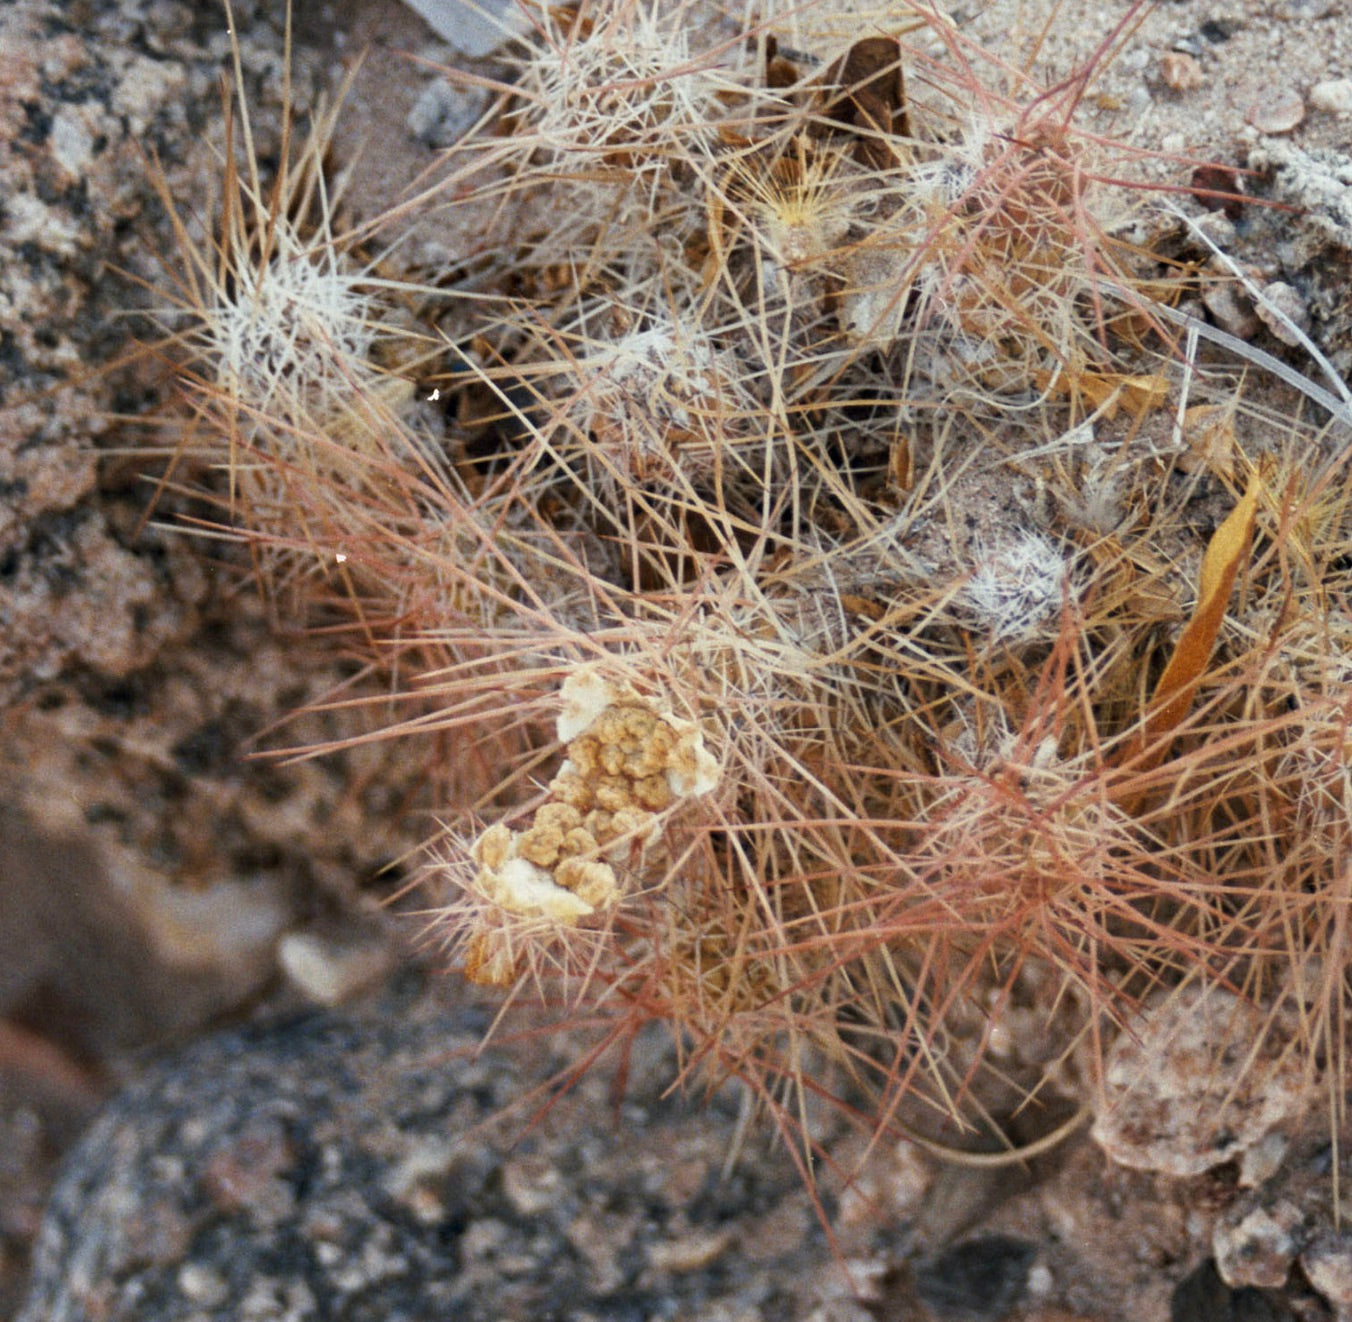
[1301,1230,1352,1316]
[19,975,828,1322]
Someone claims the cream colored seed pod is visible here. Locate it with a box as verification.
[459,666,719,984]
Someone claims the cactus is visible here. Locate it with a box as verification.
[151,0,1350,1174]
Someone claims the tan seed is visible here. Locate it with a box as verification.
[1160,51,1204,93]
[1246,87,1306,134]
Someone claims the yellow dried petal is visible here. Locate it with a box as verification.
[464,933,518,988]
[560,827,599,858]
[1119,469,1262,781]
[593,777,633,812]
[632,774,674,811]
[473,823,513,871]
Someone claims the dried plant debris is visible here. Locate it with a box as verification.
[149,0,1352,1194]
[1242,137,1352,376]
[454,666,718,985]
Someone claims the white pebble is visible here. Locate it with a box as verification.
[1026,1264,1055,1299]
[1255,281,1311,346]
[178,1264,229,1306]
[1247,87,1306,134]
[1310,79,1352,115]
[278,932,390,1006]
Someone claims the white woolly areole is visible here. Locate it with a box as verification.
[484,856,595,921]
[593,322,715,388]
[557,668,616,742]
[955,531,1069,643]
[214,229,377,422]
[664,718,721,798]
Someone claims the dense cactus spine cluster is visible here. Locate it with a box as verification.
[153,0,1350,1172]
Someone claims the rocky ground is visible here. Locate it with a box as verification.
[2,0,1351,1318]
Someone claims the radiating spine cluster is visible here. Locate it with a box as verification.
[156,0,1350,1164]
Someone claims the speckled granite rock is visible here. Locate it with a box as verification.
[0,2,484,1303]
[0,14,439,1306]
[17,974,834,1322]
[0,0,214,699]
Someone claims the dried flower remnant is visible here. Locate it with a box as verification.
[459,667,719,986]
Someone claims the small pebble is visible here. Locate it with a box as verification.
[1239,1132,1290,1189]
[406,79,490,147]
[1161,51,1205,93]
[1301,1231,1352,1311]
[1192,211,1238,248]
[1213,1201,1301,1290]
[178,1264,229,1307]
[501,1152,565,1218]
[1254,281,1310,346]
[1203,279,1260,340]
[1247,87,1306,134]
[1309,79,1352,115]
[647,1228,735,1274]
[1026,1264,1054,1299]
[278,931,390,1006]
